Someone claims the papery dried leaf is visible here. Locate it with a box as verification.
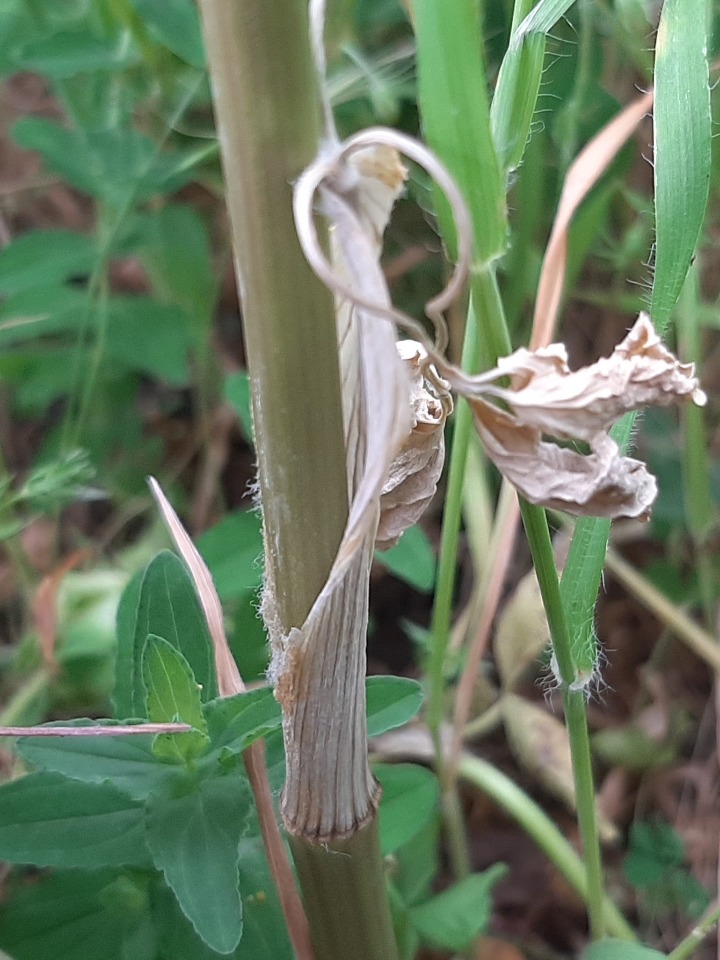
[501,693,618,843]
[471,398,658,518]
[277,143,414,840]
[486,314,705,439]
[464,314,704,519]
[376,340,451,550]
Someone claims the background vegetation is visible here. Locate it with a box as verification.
[0,0,717,958]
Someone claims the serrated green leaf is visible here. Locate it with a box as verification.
[142,634,209,762]
[0,231,96,296]
[582,941,665,960]
[0,869,153,960]
[146,773,251,954]
[375,763,439,855]
[203,687,281,754]
[126,551,217,718]
[366,676,423,737]
[196,510,264,602]
[143,635,207,730]
[129,0,206,68]
[375,524,436,593]
[409,865,507,951]
[17,724,176,802]
[0,772,151,869]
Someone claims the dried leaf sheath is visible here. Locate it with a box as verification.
[269,146,413,840]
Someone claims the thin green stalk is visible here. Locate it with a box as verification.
[457,752,636,941]
[666,902,720,960]
[427,270,509,880]
[519,501,606,940]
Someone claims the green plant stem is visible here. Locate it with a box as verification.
[427,269,509,880]
[457,752,636,942]
[519,500,606,940]
[289,820,397,960]
[197,2,397,958]
[666,902,720,960]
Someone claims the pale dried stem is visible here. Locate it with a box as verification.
[531,89,654,349]
[449,483,519,770]
[0,723,191,736]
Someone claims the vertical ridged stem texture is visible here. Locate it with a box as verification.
[197,3,397,958]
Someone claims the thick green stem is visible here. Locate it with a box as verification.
[197,0,348,628]
[197,3,397,958]
[289,820,397,960]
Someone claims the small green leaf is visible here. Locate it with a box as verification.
[0,772,151,869]
[0,230,96,295]
[143,635,207,731]
[366,676,424,737]
[17,723,176,802]
[0,284,90,348]
[624,819,685,888]
[375,763,439,855]
[375,524,436,593]
[146,773,251,954]
[203,687,282,754]
[142,634,209,762]
[197,510,264,602]
[128,551,218,717]
[582,941,666,960]
[106,296,192,384]
[409,865,507,951]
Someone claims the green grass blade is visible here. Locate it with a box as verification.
[490,1,548,175]
[560,417,634,676]
[516,0,578,35]
[650,0,711,330]
[413,0,507,264]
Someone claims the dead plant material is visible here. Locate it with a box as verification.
[377,340,451,549]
